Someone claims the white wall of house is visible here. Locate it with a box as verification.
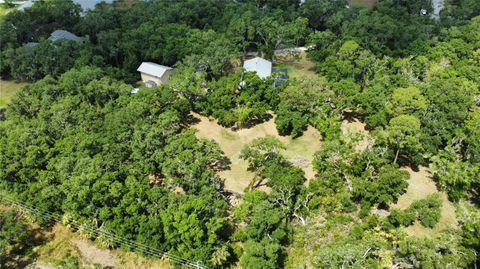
[140,70,172,86]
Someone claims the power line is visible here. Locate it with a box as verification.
[0,194,208,269]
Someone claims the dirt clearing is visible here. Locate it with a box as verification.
[341,117,371,151]
[34,224,171,269]
[391,166,457,237]
[192,113,322,193]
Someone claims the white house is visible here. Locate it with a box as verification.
[243,57,272,79]
[137,62,173,87]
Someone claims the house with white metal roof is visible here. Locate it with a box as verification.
[137,62,173,87]
[243,57,272,79]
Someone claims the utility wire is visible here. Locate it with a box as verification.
[0,194,208,269]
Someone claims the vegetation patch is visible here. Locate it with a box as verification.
[0,80,29,108]
[391,167,458,237]
[0,3,15,19]
[349,0,378,9]
[274,51,317,79]
[34,224,172,269]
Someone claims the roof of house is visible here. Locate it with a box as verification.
[25,42,39,47]
[17,0,114,11]
[49,30,83,42]
[243,57,272,78]
[17,0,37,10]
[137,62,172,78]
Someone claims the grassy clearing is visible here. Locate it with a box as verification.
[341,117,372,151]
[192,113,322,193]
[391,166,458,237]
[274,51,318,80]
[0,80,29,108]
[0,3,15,19]
[349,0,378,8]
[35,224,172,269]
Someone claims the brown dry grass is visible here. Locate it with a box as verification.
[35,224,171,269]
[192,113,322,193]
[341,117,372,151]
[391,166,458,237]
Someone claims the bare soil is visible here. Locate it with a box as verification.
[391,166,458,237]
[192,113,322,193]
[341,117,372,151]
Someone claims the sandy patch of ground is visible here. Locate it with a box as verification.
[192,113,322,193]
[391,166,458,237]
[35,224,171,269]
[73,238,118,267]
[341,117,371,151]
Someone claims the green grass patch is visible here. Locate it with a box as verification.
[0,80,29,108]
[220,129,238,140]
[0,3,15,19]
[349,0,378,9]
[274,51,318,80]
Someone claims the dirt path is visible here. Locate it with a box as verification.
[193,113,322,193]
[73,238,118,267]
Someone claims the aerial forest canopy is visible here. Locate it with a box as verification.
[0,0,479,268]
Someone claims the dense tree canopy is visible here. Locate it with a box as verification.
[0,0,479,268]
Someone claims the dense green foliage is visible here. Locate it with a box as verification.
[0,67,232,267]
[388,194,443,228]
[0,0,479,268]
[0,210,37,268]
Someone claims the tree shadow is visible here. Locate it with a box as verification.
[231,113,273,131]
[185,112,201,126]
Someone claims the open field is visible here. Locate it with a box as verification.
[0,80,29,108]
[192,113,322,193]
[274,51,318,80]
[349,0,378,8]
[391,166,458,237]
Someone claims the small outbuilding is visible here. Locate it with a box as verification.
[243,57,272,79]
[137,62,173,87]
[49,30,83,42]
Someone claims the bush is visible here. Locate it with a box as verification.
[388,208,416,227]
[388,194,443,229]
[0,210,37,268]
[412,194,442,228]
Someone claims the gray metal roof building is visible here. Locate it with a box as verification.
[243,57,272,79]
[137,62,172,78]
[49,30,83,42]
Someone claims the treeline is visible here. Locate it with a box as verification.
[2,0,480,82]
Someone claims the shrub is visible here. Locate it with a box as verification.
[412,194,442,228]
[388,208,416,227]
